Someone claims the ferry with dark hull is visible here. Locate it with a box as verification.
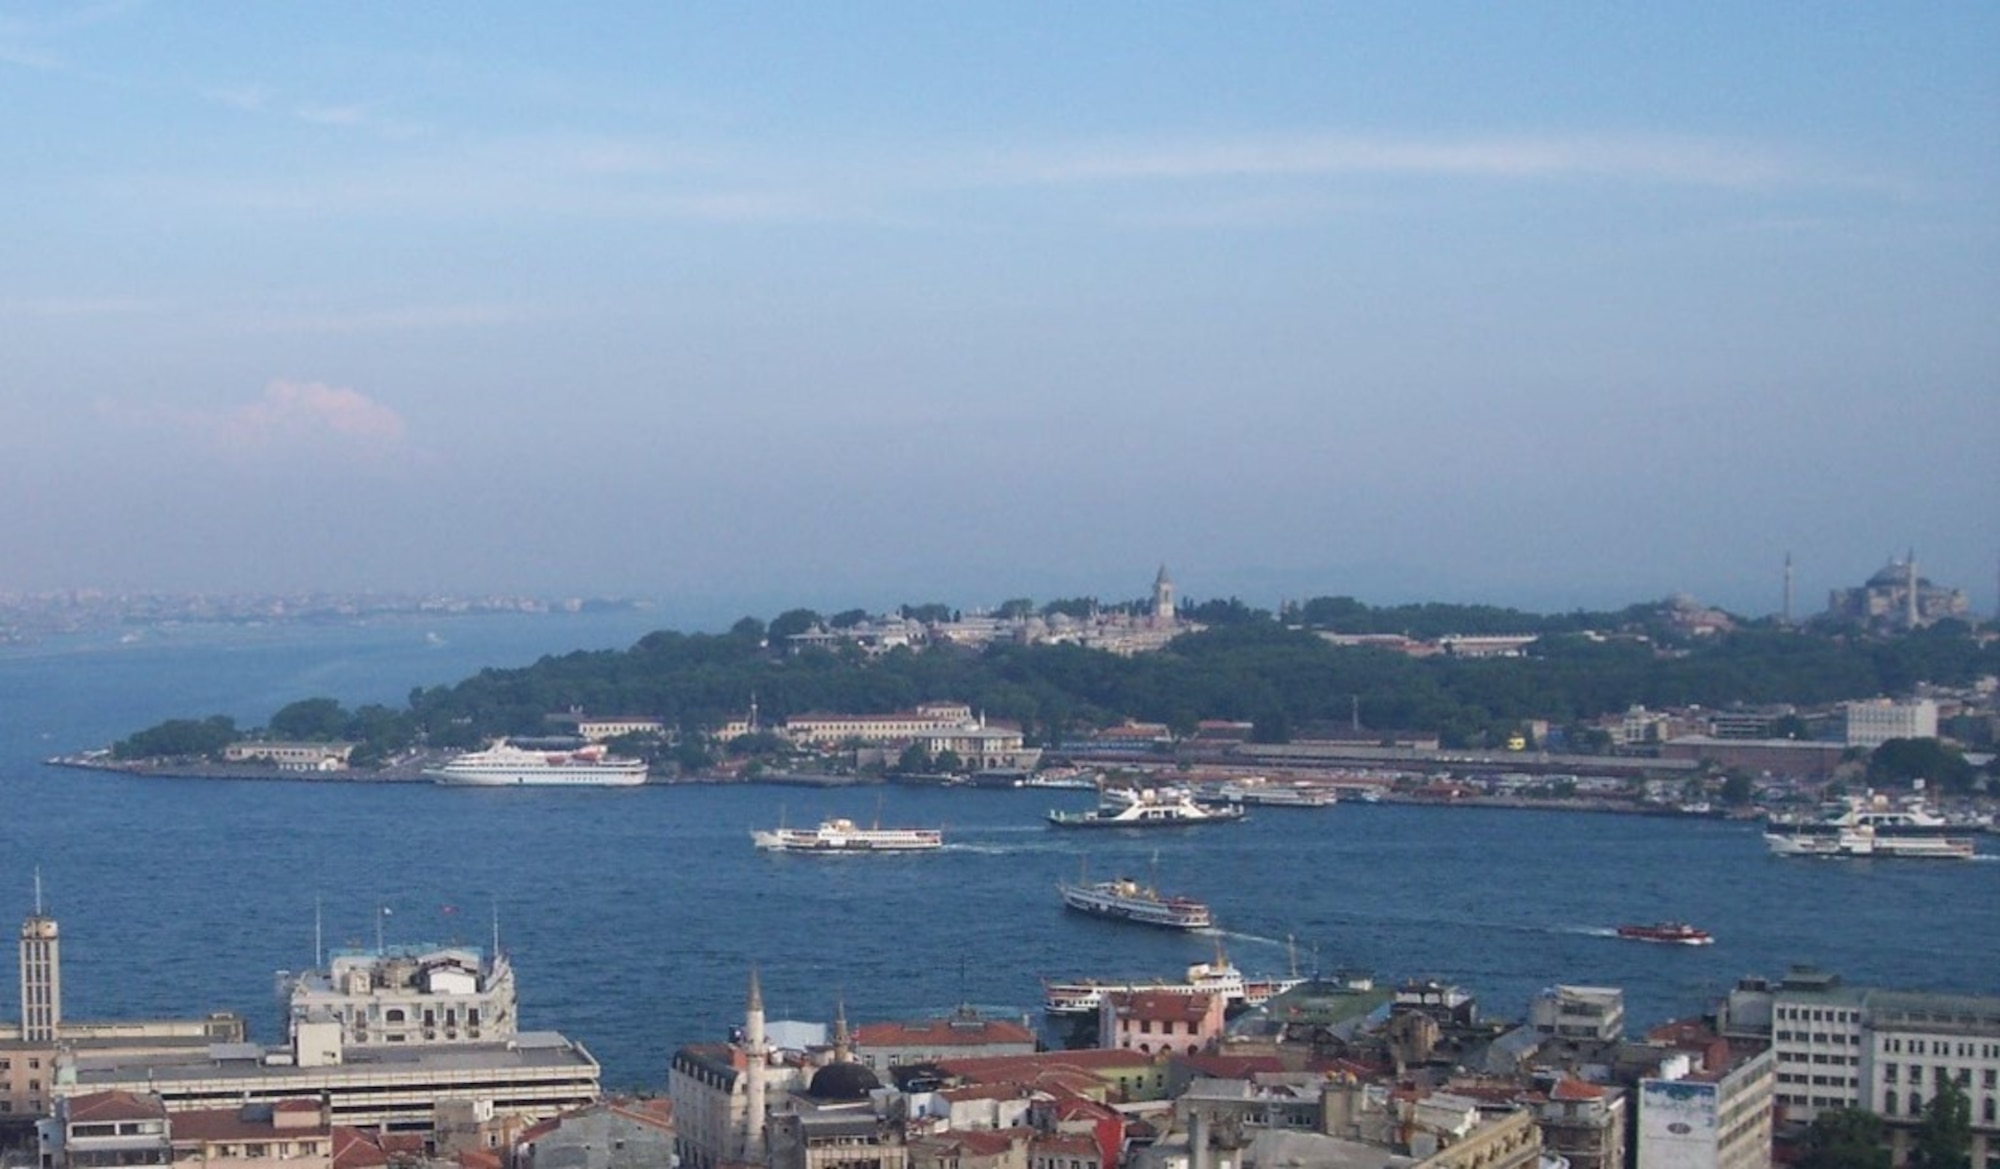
[1058,871,1212,930]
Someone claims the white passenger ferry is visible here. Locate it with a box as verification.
[1047,786,1246,828]
[425,742,649,787]
[752,817,943,853]
[1764,793,1977,859]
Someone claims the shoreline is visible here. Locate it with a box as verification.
[41,753,1760,819]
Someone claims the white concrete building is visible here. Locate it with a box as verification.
[1636,1048,1774,1169]
[1719,967,2000,1166]
[284,944,515,1048]
[1843,698,1940,748]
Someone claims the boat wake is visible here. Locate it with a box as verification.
[1563,926,1622,938]
[1201,927,1292,951]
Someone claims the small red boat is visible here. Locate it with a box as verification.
[1616,921,1713,945]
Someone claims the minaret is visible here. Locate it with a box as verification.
[1782,552,1794,627]
[1152,565,1175,628]
[20,872,60,1044]
[743,968,767,1164]
[832,997,851,1064]
[1906,549,1920,629]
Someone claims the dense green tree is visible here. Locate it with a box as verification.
[767,609,823,643]
[1912,1077,1972,1169]
[996,598,1035,619]
[269,697,349,741]
[900,603,952,623]
[828,609,870,629]
[1186,597,1268,626]
[1868,738,1976,792]
[1719,772,1755,806]
[1041,597,1097,619]
[895,743,933,774]
[113,715,238,760]
[1797,1107,1890,1169]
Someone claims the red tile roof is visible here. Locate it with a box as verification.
[1030,1134,1101,1159]
[1551,1078,1607,1102]
[66,1090,167,1124]
[172,1107,330,1144]
[937,1050,1155,1082]
[856,1018,1035,1047]
[331,1128,392,1169]
[1109,991,1221,1021]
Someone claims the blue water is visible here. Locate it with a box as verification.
[1,614,1995,1093]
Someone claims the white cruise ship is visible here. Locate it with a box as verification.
[425,741,648,787]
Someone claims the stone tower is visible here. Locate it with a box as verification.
[1152,565,1175,628]
[19,873,59,1044]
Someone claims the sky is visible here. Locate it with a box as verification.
[3,3,1996,621]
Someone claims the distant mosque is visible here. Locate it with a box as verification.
[1824,552,1969,630]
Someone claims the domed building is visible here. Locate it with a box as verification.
[805,1060,882,1103]
[1825,553,1969,630]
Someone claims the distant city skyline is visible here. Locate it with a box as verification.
[3,5,1994,617]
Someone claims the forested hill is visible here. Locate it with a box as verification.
[111,597,2000,766]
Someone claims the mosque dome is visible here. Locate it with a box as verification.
[1867,561,1911,587]
[808,1061,882,1101]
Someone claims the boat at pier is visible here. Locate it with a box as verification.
[1043,945,1306,1016]
[1764,793,1977,859]
[425,741,648,787]
[1615,921,1713,945]
[1198,778,1339,807]
[752,817,943,853]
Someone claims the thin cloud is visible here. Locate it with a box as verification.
[239,303,544,335]
[213,380,408,455]
[99,380,414,463]
[997,131,1818,192]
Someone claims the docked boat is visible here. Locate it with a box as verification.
[1200,778,1339,807]
[1048,786,1247,828]
[1615,921,1714,946]
[1764,793,1978,859]
[1058,873,1212,929]
[425,741,648,787]
[752,817,943,853]
[1043,946,1306,1016]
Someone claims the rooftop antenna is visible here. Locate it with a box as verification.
[491,900,502,959]
[32,867,43,916]
[314,897,324,970]
[375,905,387,954]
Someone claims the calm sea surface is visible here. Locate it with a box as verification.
[1,612,1995,1092]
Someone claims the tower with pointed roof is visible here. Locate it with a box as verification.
[1152,565,1175,629]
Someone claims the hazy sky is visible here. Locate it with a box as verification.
[4,4,1995,619]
